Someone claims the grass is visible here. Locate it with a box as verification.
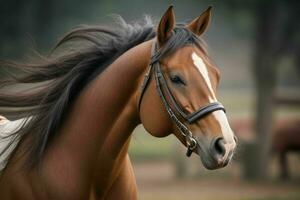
[129,126,175,161]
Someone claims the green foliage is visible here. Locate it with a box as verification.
[129,129,176,161]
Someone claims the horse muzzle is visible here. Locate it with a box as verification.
[196,137,236,170]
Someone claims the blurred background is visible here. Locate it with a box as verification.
[0,0,300,199]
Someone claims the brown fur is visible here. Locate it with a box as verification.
[272,120,300,179]
[0,6,236,199]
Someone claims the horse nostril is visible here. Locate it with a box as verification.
[213,138,226,157]
[234,135,238,143]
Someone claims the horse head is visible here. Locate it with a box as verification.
[139,6,237,170]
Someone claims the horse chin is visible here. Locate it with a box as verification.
[196,146,229,170]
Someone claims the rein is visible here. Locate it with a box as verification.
[138,40,225,157]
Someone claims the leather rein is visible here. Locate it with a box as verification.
[138,40,225,157]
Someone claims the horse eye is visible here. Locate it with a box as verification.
[170,75,185,85]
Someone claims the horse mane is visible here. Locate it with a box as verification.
[0,16,206,168]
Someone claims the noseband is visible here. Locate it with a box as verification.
[138,40,225,157]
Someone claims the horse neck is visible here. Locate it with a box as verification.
[97,96,139,163]
[39,40,152,185]
[91,97,139,196]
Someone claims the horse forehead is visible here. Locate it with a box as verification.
[171,47,213,79]
[164,46,202,67]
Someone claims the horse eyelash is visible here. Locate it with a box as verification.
[170,74,186,85]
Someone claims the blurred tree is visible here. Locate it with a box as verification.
[0,0,102,59]
[222,0,300,180]
[0,0,29,58]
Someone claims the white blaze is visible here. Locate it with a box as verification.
[191,52,216,102]
[191,52,235,145]
[213,111,235,144]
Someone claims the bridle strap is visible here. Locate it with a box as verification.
[137,41,157,110]
[154,62,197,153]
[137,40,226,157]
[156,63,225,124]
[186,102,225,123]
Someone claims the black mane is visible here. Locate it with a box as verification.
[0,16,205,168]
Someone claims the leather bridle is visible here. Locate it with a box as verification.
[138,40,225,157]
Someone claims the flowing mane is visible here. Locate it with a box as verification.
[0,16,155,168]
[0,16,207,168]
[0,7,238,199]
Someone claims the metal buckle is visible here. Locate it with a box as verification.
[186,137,197,157]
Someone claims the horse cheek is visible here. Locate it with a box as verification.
[139,81,172,137]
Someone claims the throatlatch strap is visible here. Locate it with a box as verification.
[137,40,157,110]
[154,63,197,156]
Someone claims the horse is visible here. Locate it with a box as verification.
[0,6,236,200]
[231,117,300,180]
[272,120,300,179]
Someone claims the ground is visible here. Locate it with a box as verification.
[134,161,300,200]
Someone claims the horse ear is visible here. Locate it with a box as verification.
[157,5,175,46]
[187,6,212,36]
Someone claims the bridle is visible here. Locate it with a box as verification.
[138,40,225,157]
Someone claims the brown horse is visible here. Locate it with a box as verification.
[0,6,236,200]
[272,120,300,179]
